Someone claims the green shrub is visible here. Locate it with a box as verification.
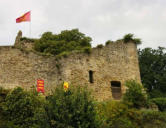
[133,38,142,45]
[83,47,92,54]
[123,33,134,43]
[0,87,9,128]
[97,100,166,128]
[34,29,92,56]
[150,98,166,112]
[0,87,9,103]
[141,110,166,128]
[97,101,140,128]
[116,39,123,42]
[45,85,100,128]
[123,33,141,45]
[2,87,49,128]
[20,37,36,42]
[96,44,104,48]
[105,40,113,45]
[123,80,147,109]
[57,51,70,58]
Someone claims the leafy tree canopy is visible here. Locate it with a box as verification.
[46,85,100,128]
[138,47,166,98]
[2,87,49,128]
[34,29,92,56]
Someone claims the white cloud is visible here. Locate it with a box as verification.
[0,0,166,48]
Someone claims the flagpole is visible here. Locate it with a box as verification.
[29,11,31,38]
[29,21,31,38]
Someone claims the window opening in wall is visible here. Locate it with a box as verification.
[111,81,122,100]
[89,70,94,83]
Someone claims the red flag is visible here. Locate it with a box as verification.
[16,11,31,23]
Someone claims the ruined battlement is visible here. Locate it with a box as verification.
[0,31,141,101]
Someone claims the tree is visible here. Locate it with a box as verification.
[2,87,49,128]
[45,85,100,128]
[138,47,166,98]
[34,29,92,56]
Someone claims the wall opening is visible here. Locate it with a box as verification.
[111,81,122,100]
[89,70,94,83]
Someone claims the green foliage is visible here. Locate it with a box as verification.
[96,44,104,48]
[2,87,49,128]
[141,110,166,128]
[46,85,100,128]
[105,40,113,45]
[123,33,141,45]
[138,47,166,98]
[97,101,136,128]
[20,37,36,42]
[150,98,166,112]
[0,87,9,103]
[133,38,142,45]
[0,87,9,128]
[123,33,134,43]
[123,80,147,108]
[97,100,166,128]
[83,47,92,54]
[116,39,123,42]
[56,51,70,58]
[34,29,92,56]
[0,86,166,128]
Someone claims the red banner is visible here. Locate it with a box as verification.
[37,79,44,93]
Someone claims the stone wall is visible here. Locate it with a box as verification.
[0,33,141,101]
[57,41,141,100]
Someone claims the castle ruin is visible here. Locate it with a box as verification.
[0,31,141,101]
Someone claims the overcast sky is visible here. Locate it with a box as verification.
[0,0,166,48]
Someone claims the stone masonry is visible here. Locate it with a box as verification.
[0,31,141,101]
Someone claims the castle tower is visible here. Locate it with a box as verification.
[56,41,141,100]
